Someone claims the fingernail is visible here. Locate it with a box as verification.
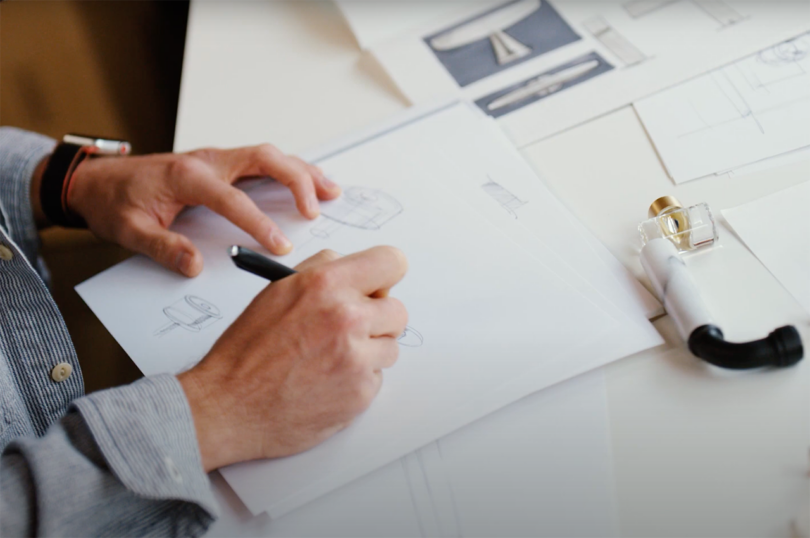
[269,230,293,253]
[306,197,320,217]
[176,252,193,276]
[320,175,339,190]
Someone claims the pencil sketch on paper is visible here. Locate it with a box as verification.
[675,33,810,139]
[310,186,403,239]
[582,16,647,67]
[758,34,809,66]
[481,178,527,219]
[623,0,746,28]
[424,0,580,87]
[398,326,424,348]
[154,295,222,337]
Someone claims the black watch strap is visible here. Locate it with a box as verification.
[40,142,89,228]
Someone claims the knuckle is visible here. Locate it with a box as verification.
[304,266,339,294]
[167,154,201,179]
[388,297,409,326]
[377,245,408,272]
[223,187,249,208]
[331,302,365,334]
[318,249,341,263]
[256,143,282,161]
[355,376,380,409]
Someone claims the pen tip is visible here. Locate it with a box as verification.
[229,245,239,257]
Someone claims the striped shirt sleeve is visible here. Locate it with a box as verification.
[0,127,55,267]
[2,375,218,537]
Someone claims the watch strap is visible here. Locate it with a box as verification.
[40,142,89,228]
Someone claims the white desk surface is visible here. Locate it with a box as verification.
[175,2,810,536]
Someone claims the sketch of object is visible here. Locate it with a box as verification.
[624,0,745,28]
[758,35,810,66]
[429,0,540,65]
[476,52,613,118]
[482,178,527,219]
[398,326,423,347]
[154,295,222,337]
[583,16,647,67]
[311,186,403,239]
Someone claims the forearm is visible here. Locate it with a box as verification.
[1,375,218,537]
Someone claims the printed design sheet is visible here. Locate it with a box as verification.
[371,0,809,146]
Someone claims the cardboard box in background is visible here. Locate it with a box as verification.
[0,1,189,392]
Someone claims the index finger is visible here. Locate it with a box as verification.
[188,177,293,255]
[326,246,408,297]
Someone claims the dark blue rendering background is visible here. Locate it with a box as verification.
[424,0,581,88]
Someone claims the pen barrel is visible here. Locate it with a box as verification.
[232,247,297,281]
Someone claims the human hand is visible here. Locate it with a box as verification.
[67,145,340,276]
[177,246,409,472]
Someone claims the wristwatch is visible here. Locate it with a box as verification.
[40,134,131,228]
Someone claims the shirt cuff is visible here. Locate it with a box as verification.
[0,127,55,266]
[71,374,219,519]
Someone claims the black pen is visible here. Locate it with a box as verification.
[229,245,297,281]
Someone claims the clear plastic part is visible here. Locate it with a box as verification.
[638,202,718,252]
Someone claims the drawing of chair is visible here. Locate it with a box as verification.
[311,186,403,238]
[154,295,222,337]
[429,0,541,65]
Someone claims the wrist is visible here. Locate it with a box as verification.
[177,367,246,472]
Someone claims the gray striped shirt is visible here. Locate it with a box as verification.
[0,127,217,536]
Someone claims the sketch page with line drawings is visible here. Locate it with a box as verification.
[72,105,656,517]
[76,107,627,517]
[372,0,809,147]
[299,100,662,321]
[206,370,618,537]
[634,32,810,183]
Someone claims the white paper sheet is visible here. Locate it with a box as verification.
[77,102,661,518]
[635,32,810,183]
[372,0,809,147]
[207,370,618,538]
[334,1,501,50]
[303,100,662,321]
[722,181,810,315]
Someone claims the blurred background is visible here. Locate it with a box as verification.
[0,0,189,392]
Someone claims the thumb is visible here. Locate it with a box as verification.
[120,216,204,277]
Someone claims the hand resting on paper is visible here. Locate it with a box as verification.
[177,246,409,472]
[33,144,341,276]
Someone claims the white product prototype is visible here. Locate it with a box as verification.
[488,59,600,111]
[429,0,541,65]
[640,238,714,339]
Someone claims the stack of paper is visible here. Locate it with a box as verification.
[207,370,619,537]
[342,0,807,147]
[635,32,810,183]
[77,101,663,520]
